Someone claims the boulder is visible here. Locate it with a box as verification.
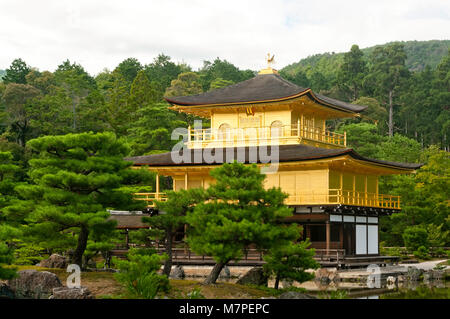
[50,287,94,299]
[219,265,231,279]
[314,268,331,284]
[236,267,268,286]
[37,254,68,269]
[169,265,185,279]
[0,282,14,299]
[8,269,62,299]
[278,291,316,299]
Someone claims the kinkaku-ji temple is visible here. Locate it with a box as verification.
[114,56,423,268]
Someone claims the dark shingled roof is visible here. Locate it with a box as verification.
[125,144,423,170]
[165,73,367,113]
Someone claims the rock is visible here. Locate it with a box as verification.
[0,283,14,299]
[406,266,423,281]
[50,287,94,299]
[219,266,231,279]
[236,267,268,286]
[314,268,331,284]
[281,279,293,288]
[169,265,185,279]
[8,269,62,299]
[37,254,68,269]
[278,291,317,299]
[431,270,444,280]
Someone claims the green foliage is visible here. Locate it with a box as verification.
[186,162,299,283]
[377,134,422,163]
[381,147,449,247]
[337,122,384,158]
[2,58,31,85]
[2,83,40,146]
[144,54,183,97]
[185,287,206,299]
[318,290,348,299]
[12,241,47,265]
[5,132,151,267]
[413,246,430,260]
[127,103,185,155]
[113,248,169,299]
[198,58,254,91]
[165,72,203,97]
[114,58,143,85]
[0,243,16,279]
[144,188,205,275]
[338,44,367,100]
[263,240,319,289]
[403,225,429,252]
[209,78,234,90]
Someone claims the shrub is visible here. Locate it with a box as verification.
[263,240,319,289]
[113,248,169,299]
[13,242,47,265]
[403,225,429,252]
[0,243,17,280]
[413,246,430,260]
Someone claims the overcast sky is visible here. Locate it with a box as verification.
[0,0,449,75]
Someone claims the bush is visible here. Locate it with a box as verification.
[0,243,17,280]
[403,226,429,252]
[263,240,319,289]
[413,246,430,260]
[113,248,169,299]
[13,242,47,265]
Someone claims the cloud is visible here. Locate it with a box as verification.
[0,0,449,75]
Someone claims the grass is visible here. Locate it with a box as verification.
[11,265,280,299]
[13,265,126,298]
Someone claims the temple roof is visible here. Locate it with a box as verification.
[164,73,367,113]
[126,144,423,171]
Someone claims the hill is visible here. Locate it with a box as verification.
[281,40,450,76]
[0,69,5,80]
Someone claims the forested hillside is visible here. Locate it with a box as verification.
[282,40,450,75]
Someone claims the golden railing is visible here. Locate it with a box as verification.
[286,189,401,209]
[187,124,346,148]
[134,192,168,207]
[134,189,401,209]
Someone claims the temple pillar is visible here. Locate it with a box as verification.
[156,173,159,196]
[326,221,330,254]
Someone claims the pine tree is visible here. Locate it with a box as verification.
[263,240,319,289]
[186,162,299,284]
[338,44,367,101]
[2,58,31,85]
[144,188,205,276]
[6,132,151,267]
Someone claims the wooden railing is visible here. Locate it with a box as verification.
[187,124,346,148]
[286,189,401,209]
[135,189,401,209]
[134,192,168,207]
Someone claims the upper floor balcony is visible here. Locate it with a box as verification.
[186,124,347,149]
[134,189,400,210]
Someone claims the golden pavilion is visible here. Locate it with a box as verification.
[126,59,421,258]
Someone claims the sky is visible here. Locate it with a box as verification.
[0,0,449,75]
